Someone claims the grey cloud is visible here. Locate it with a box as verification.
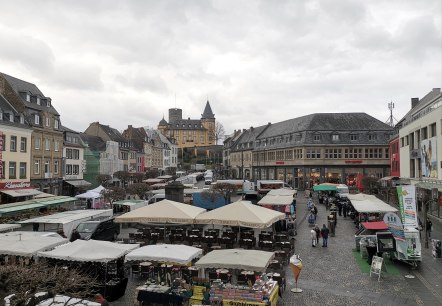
[0,31,55,75]
[116,73,168,94]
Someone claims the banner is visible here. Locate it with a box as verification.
[396,185,418,228]
[383,212,405,241]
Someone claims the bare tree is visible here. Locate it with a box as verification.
[210,182,236,204]
[0,263,99,306]
[102,186,126,205]
[126,183,150,199]
[96,174,112,187]
[214,122,225,145]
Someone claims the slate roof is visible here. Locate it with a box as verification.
[0,72,60,115]
[159,117,168,125]
[97,123,126,142]
[0,95,32,129]
[201,101,215,119]
[79,133,106,152]
[168,119,205,130]
[230,124,270,151]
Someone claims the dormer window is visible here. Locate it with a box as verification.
[332,134,339,141]
[313,134,320,141]
[37,97,41,105]
[34,114,40,125]
[368,134,377,141]
[26,94,30,102]
[20,115,24,124]
[54,120,59,129]
[45,117,50,127]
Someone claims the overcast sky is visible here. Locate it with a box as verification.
[0,0,440,136]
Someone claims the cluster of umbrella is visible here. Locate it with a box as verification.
[114,199,286,229]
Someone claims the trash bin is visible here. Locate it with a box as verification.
[432,239,441,258]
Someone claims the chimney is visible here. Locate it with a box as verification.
[243,129,246,133]
[250,126,254,131]
[411,98,419,109]
[128,125,132,129]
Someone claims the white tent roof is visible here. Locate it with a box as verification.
[125,244,203,265]
[37,295,100,306]
[37,239,139,263]
[115,199,206,224]
[347,194,398,213]
[20,210,113,225]
[194,200,285,228]
[258,195,293,206]
[0,231,68,257]
[0,224,21,232]
[75,191,101,199]
[195,249,274,272]
[89,185,106,193]
[267,189,295,196]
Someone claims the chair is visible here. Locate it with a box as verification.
[128,232,136,243]
[131,264,140,278]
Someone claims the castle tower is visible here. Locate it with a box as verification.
[158,116,168,134]
[169,108,182,123]
[201,100,215,145]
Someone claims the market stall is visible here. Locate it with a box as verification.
[0,231,67,264]
[75,190,104,209]
[112,200,147,214]
[195,249,279,306]
[0,224,21,233]
[38,239,139,302]
[126,244,203,305]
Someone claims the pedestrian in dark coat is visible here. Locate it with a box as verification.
[426,218,433,238]
[320,224,329,247]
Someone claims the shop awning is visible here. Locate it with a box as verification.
[415,182,442,192]
[38,197,78,206]
[361,221,389,230]
[65,180,92,187]
[0,189,41,197]
[0,203,46,216]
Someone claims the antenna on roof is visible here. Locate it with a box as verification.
[386,101,397,127]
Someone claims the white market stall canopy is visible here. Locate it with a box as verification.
[90,185,106,193]
[38,239,139,263]
[125,244,203,265]
[0,231,68,257]
[75,191,101,199]
[194,200,285,228]
[36,295,100,306]
[115,199,206,224]
[195,249,274,272]
[267,189,295,196]
[0,224,21,232]
[347,194,398,213]
[19,209,113,238]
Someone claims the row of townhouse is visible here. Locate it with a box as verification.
[0,73,177,204]
[224,113,394,190]
[390,88,442,219]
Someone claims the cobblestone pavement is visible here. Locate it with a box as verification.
[113,194,442,306]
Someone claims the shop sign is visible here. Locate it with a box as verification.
[0,181,32,189]
[275,161,284,165]
[344,160,363,164]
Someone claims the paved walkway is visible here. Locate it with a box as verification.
[113,195,442,306]
[281,195,442,306]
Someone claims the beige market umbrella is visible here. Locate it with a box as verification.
[114,199,206,224]
[194,200,285,229]
[195,249,274,272]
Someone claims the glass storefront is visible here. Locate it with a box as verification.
[325,168,342,184]
[277,168,285,181]
[268,168,275,180]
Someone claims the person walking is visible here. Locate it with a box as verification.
[310,228,317,247]
[320,224,329,247]
[314,224,320,245]
[426,218,433,238]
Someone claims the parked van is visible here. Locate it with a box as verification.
[204,176,213,185]
[76,217,120,241]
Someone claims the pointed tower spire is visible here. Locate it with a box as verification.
[201,100,215,119]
